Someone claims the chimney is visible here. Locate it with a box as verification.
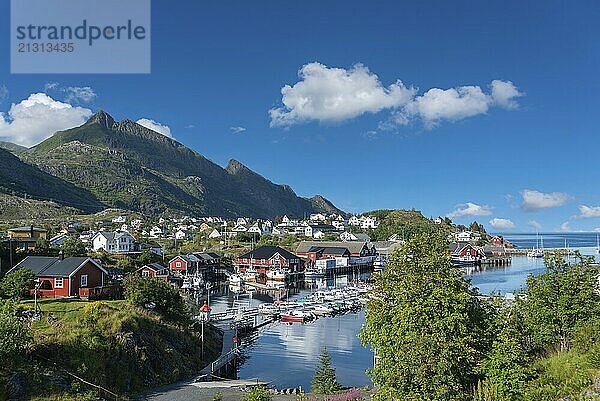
[30,225,34,239]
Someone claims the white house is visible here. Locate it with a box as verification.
[248,224,263,236]
[313,230,325,239]
[359,216,379,229]
[348,216,361,226]
[208,229,222,239]
[310,213,326,222]
[332,220,347,230]
[455,231,473,242]
[112,215,126,223]
[175,229,193,240]
[304,226,314,237]
[91,231,135,254]
[149,226,164,238]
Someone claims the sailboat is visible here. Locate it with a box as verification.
[527,233,544,258]
[596,235,599,254]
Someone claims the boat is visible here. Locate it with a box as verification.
[373,256,385,272]
[527,234,544,258]
[280,310,314,323]
[596,235,599,254]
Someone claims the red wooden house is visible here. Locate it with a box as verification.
[135,263,170,281]
[7,256,109,298]
[232,246,303,275]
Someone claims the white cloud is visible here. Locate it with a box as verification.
[0,93,92,147]
[403,86,491,128]
[270,62,522,129]
[64,86,96,103]
[0,85,8,103]
[491,80,523,109]
[269,62,416,127]
[136,118,172,138]
[527,220,543,230]
[446,202,493,219]
[578,205,600,218]
[560,221,571,232]
[521,189,570,211]
[489,218,515,230]
[44,83,97,103]
[230,126,246,134]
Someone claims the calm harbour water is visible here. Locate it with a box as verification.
[209,275,373,389]
[467,232,600,295]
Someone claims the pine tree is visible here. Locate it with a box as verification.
[311,348,341,395]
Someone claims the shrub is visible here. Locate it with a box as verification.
[240,386,272,401]
[123,275,188,321]
[1,269,36,300]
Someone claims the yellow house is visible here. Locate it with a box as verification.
[7,226,48,251]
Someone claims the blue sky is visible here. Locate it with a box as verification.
[1,1,599,232]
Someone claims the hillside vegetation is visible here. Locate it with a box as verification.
[4,299,221,400]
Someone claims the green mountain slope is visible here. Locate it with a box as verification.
[0,147,104,213]
[22,111,343,218]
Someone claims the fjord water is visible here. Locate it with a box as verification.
[466,232,600,295]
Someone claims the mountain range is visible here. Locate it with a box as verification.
[0,111,342,219]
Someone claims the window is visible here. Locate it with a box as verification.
[176,261,182,267]
[81,274,88,287]
[55,277,64,288]
[142,270,150,277]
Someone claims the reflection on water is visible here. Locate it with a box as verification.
[237,309,372,390]
[465,256,546,295]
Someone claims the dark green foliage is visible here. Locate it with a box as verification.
[123,275,188,321]
[521,253,600,352]
[61,236,87,257]
[366,209,454,241]
[311,348,341,395]
[1,269,36,300]
[360,232,491,401]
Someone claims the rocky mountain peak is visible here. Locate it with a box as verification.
[87,110,116,130]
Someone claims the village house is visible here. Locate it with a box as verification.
[91,231,135,254]
[149,226,164,238]
[208,229,222,239]
[168,252,221,277]
[136,262,170,281]
[490,235,504,245]
[296,240,377,262]
[140,241,163,257]
[175,229,193,240]
[340,231,372,242]
[7,226,48,251]
[309,213,327,222]
[7,256,109,298]
[232,246,303,275]
[449,242,486,263]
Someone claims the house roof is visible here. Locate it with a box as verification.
[238,246,298,260]
[8,226,47,233]
[140,262,168,272]
[308,246,350,256]
[8,256,105,278]
[297,241,372,255]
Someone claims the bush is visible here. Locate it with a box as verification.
[123,275,188,321]
[0,299,32,373]
[1,269,36,300]
[241,386,272,401]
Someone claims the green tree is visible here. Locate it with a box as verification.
[123,275,188,321]
[1,268,36,300]
[0,300,32,373]
[521,253,600,352]
[61,236,87,257]
[311,348,341,395]
[478,299,531,400]
[359,232,491,401]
